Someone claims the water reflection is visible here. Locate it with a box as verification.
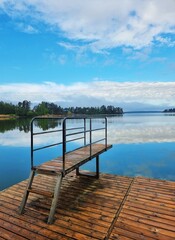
[0,118,63,147]
[1,114,175,147]
[33,118,62,131]
[0,118,62,133]
[107,114,175,144]
[108,124,175,144]
[0,118,30,133]
[0,114,175,190]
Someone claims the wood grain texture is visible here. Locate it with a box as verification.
[0,173,174,239]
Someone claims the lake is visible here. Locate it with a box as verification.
[0,113,175,191]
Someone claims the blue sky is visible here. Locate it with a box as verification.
[0,0,175,111]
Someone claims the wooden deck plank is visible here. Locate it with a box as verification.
[108,177,175,240]
[36,143,112,174]
[0,173,175,240]
[0,196,70,239]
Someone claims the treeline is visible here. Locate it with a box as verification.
[0,100,32,116]
[0,100,123,117]
[163,108,175,113]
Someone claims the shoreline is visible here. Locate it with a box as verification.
[0,114,17,120]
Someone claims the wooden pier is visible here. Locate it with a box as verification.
[1,117,174,239]
[0,172,175,240]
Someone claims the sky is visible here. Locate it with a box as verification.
[0,0,175,111]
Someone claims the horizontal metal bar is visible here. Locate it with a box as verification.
[31,116,64,122]
[33,142,62,152]
[91,127,105,132]
[63,116,106,120]
[66,130,85,137]
[91,138,106,145]
[33,129,62,136]
[65,136,84,144]
[65,126,84,131]
[66,128,103,134]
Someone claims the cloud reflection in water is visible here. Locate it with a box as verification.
[1,115,175,147]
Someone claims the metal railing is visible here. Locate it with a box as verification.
[30,116,108,174]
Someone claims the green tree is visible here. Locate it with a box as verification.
[0,101,16,114]
[34,102,49,115]
[16,100,31,116]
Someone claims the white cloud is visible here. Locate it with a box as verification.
[0,81,175,110]
[0,0,175,52]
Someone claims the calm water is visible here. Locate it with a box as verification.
[0,113,175,191]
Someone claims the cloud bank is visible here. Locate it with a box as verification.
[1,81,175,110]
[1,0,175,52]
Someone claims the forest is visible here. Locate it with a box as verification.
[0,100,123,117]
[163,108,175,113]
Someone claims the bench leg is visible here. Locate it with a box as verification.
[47,173,63,224]
[76,155,99,179]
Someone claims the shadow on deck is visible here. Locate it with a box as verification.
[0,173,175,240]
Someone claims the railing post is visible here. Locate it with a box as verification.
[62,118,66,176]
[90,118,92,157]
[84,118,86,146]
[105,117,107,148]
[31,118,34,169]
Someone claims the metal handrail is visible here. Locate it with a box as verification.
[30,116,63,168]
[30,116,108,174]
[33,141,63,152]
[33,129,62,135]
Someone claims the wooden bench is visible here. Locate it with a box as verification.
[19,116,112,224]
